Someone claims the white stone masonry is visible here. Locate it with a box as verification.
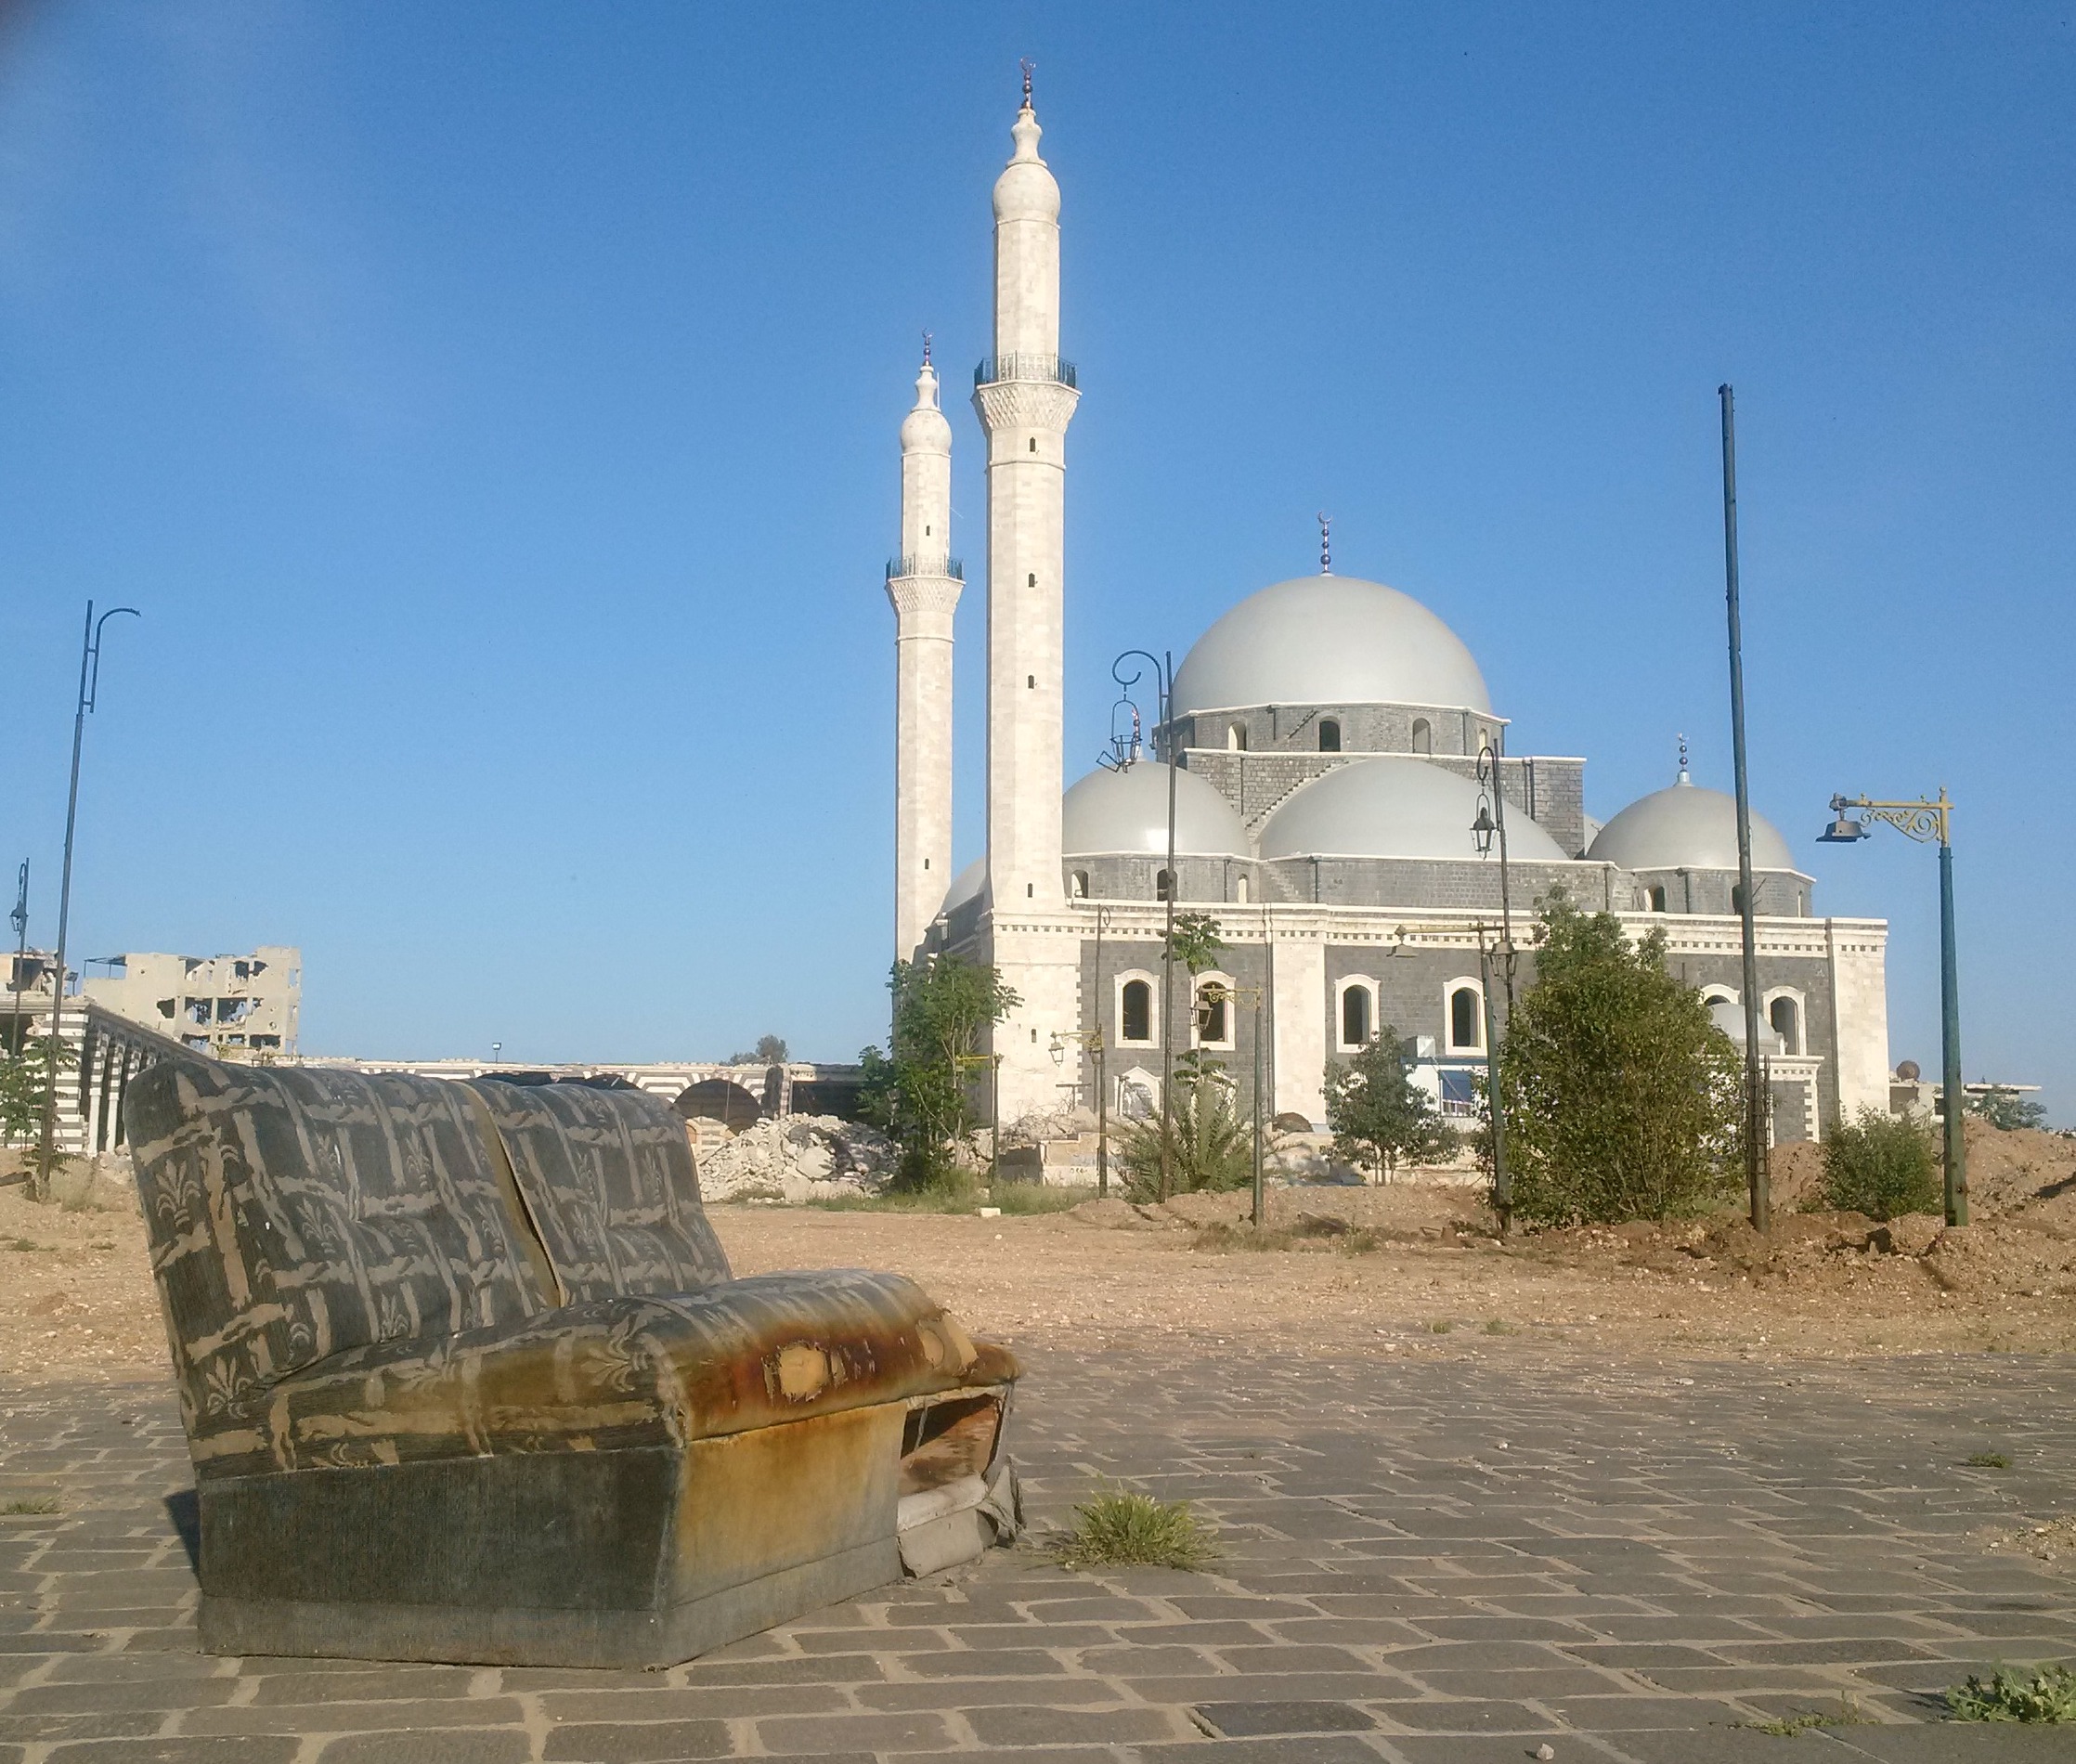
[887,357,961,959]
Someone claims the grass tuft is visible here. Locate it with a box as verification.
[0,1498,59,1516]
[1740,1697,1869,1736]
[4,1239,44,1252]
[1428,1318,1454,1334]
[1057,1488,1218,1573]
[1485,1318,1515,1335]
[1946,1664,2076,1724]
[1966,1452,2013,1470]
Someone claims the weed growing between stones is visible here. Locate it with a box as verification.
[1946,1664,2076,1723]
[1738,1697,1869,1735]
[0,1497,58,1515]
[1966,1451,2013,1469]
[1057,1488,1218,1572]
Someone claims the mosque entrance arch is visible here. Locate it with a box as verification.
[671,1079,764,1133]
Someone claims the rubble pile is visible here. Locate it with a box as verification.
[696,1115,899,1204]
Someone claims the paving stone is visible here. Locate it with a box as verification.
[1193,1699,1378,1735]
[317,1735,531,1764]
[753,1709,954,1752]
[42,1744,301,1764]
[960,1703,1184,1744]
[539,1719,733,1761]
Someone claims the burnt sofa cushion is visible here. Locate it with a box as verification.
[194,1267,1018,1480]
[126,1061,548,1456]
[465,1078,730,1303]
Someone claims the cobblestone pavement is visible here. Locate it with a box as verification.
[1,1349,2072,1762]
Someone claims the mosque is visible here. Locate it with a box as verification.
[881,78,1889,1143]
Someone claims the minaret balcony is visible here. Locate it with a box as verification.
[886,554,964,582]
[973,353,1077,390]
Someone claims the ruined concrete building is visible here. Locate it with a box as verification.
[84,947,300,1059]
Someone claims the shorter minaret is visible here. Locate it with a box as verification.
[886,341,962,958]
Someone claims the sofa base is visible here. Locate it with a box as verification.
[200,1536,902,1669]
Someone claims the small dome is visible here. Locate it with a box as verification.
[1260,757,1568,862]
[1588,775,1796,873]
[1172,576,1492,719]
[1062,762,1250,859]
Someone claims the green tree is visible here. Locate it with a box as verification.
[859,956,1020,1191]
[1496,891,1745,1226]
[0,1034,71,1149]
[1117,1055,1252,1200]
[1163,911,1227,979]
[1324,1026,1452,1183]
[727,1034,789,1065]
[1819,1108,1940,1219]
[1967,1086,2048,1133]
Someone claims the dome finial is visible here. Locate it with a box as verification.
[920,328,931,368]
[1317,510,1332,575]
[1676,733,1691,785]
[1020,56,1034,110]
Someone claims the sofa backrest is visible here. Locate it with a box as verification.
[124,1061,550,1441]
[464,1078,732,1303]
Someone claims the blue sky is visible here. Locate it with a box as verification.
[1,5,2070,1117]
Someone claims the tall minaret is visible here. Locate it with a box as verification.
[886,343,961,959]
[975,65,1079,912]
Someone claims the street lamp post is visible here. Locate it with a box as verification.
[1049,1026,1109,1197]
[1109,648,1178,1202]
[1719,384,1771,1233]
[1469,738,1517,1010]
[1476,927,1511,1234]
[8,863,27,1060]
[1819,790,1966,1226]
[37,602,140,1200]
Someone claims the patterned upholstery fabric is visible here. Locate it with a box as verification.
[125,1062,548,1453]
[128,1061,1019,1487]
[187,1268,1018,1480]
[465,1080,730,1302]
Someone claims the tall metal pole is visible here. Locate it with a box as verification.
[1480,931,1510,1235]
[1718,385,1770,1233]
[1251,987,1265,1229]
[7,862,27,1063]
[1938,829,1967,1226]
[1157,650,1178,1204]
[1478,739,1519,1013]
[1093,904,1109,1199]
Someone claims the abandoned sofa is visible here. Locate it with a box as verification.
[123,1059,1019,1667]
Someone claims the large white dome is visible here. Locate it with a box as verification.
[1172,576,1493,718]
[1260,757,1567,863]
[1587,776,1797,873]
[1062,762,1250,858]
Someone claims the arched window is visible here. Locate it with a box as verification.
[1226,723,1247,751]
[1732,883,1748,916]
[1770,994,1801,1055]
[1411,717,1432,755]
[1341,983,1371,1047]
[1234,875,1250,903]
[1196,981,1229,1046]
[1155,868,1174,901]
[1070,870,1089,899]
[1121,979,1152,1044]
[1318,719,1342,753]
[1648,885,1667,913]
[1703,991,1733,1010]
[1450,986,1482,1052]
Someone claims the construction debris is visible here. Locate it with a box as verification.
[695,1115,899,1203]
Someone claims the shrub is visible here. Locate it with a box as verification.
[857,956,1020,1191]
[1324,1027,1454,1182]
[1057,1489,1217,1571]
[1946,1664,2076,1723]
[1496,893,1745,1226]
[1116,1061,1254,1200]
[1820,1108,1939,1219]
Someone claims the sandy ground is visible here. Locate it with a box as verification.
[2,1117,2070,1387]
